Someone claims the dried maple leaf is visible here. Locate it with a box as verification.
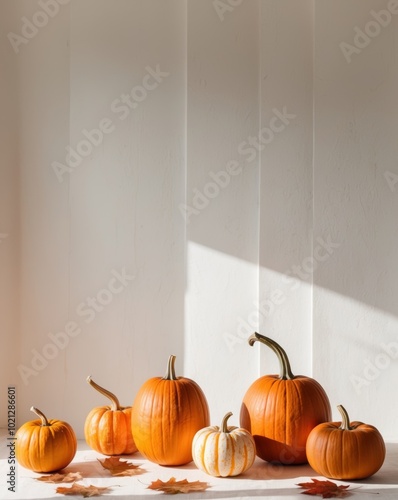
[147,477,210,494]
[37,472,83,483]
[297,478,351,498]
[97,457,143,476]
[56,482,111,497]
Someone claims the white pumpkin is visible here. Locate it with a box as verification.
[192,412,256,477]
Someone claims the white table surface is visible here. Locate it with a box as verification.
[1,431,397,500]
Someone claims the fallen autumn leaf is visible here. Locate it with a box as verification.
[56,482,112,497]
[147,477,210,494]
[97,456,143,476]
[297,478,351,498]
[36,472,83,483]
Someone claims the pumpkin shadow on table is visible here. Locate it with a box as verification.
[297,442,398,488]
[55,463,105,479]
[242,460,316,481]
[347,443,398,485]
[63,459,147,478]
[184,487,309,498]
[175,457,317,482]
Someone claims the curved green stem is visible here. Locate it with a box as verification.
[30,406,50,426]
[221,412,233,433]
[86,376,120,411]
[163,355,178,380]
[248,332,295,380]
[337,405,352,431]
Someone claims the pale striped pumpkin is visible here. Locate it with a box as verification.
[192,412,256,477]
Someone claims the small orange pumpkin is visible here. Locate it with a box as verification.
[131,355,210,466]
[240,332,331,464]
[192,412,256,477]
[15,407,77,472]
[84,376,137,455]
[306,405,386,480]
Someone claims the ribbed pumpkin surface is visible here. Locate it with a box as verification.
[241,375,331,464]
[131,374,210,466]
[84,406,136,455]
[16,418,77,472]
[192,413,256,477]
[306,407,386,480]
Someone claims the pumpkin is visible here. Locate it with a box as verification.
[15,406,77,472]
[84,376,137,455]
[192,412,256,477]
[240,332,331,464]
[131,354,210,466]
[306,405,386,480]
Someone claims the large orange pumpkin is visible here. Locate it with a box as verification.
[306,405,386,480]
[84,376,137,455]
[131,355,210,466]
[240,332,331,464]
[15,407,77,472]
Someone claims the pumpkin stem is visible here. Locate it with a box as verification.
[221,412,233,433]
[248,332,295,380]
[30,406,50,426]
[163,355,178,380]
[337,405,352,431]
[86,376,121,411]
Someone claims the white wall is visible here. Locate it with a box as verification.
[65,0,186,430]
[1,0,397,442]
[313,0,398,437]
[0,2,19,418]
[14,0,72,431]
[186,0,260,424]
[258,0,314,377]
[3,0,187,435]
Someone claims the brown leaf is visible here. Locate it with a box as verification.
[97,457,143,476]
[56,482,111,497]
[37,472,83,483]
[147,477,210,494]
[297,479,351,498]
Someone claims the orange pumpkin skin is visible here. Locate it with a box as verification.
[84,377,137,455]
[84,406,137,456]
[306,405,386,480]
[240,333,331,465]
[241,375,331,464]
[131,355,210,466]
[16,407,77,473]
